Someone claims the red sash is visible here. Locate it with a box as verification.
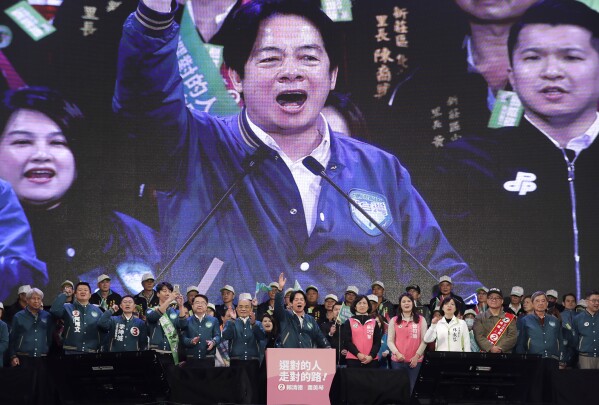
[486,312,516,345]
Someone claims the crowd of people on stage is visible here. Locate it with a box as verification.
[0,0,599,402]
[1,273,599,395]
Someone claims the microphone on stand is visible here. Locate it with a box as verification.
[302,156,438,282]
[155,147,271,281]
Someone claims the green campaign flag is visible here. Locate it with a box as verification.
[255,282,270,294]
[177,3,239,115]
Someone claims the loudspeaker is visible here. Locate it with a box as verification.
[412,352,542,404]
[48,351,169,405]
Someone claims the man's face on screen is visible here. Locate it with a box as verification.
[509,24,599,125]
[229,14,337,137]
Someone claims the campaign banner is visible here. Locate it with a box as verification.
[266,348,336,405]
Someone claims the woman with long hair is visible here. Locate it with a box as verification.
[387,293,428,392]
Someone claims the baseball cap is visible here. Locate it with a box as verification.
[546,289,559,299]
[238,293,253,302]
[439,276,452,284]
[405,284,421,293]
[61,280,74,289]
[0,302,4,310]
[97,274,111,283]
[371,281,385,289]
[463,309,477,317]
[367,294,378,302]
[220,285,235,294]
[17,285,31,295]
[510,286,524,297]
[476,287,489,293]
[284,288,294,296]
[269,282,280,290]
[306,285,318,292]
[324,294,339,302]
[345,286,359,295]
[141,273,155,282]
[186,286,199,294]
[207,303,216,311]
[487,288,503,298]
[577,299,587,308]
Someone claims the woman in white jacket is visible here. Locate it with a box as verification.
[424,297,470,352]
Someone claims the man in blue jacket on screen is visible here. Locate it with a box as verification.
[114,0,481,302]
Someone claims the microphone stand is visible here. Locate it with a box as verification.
[155,148,269,281]
[302,156,438,282]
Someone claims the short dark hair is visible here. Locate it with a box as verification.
[0,87,84,152]
[586,290,599,299]
[440,297,460,317]
[350,294,371,315]
[222,0,341,78]
[192,294,209,304]
[121,294,135,301]
[562,293,576,303]
[156,282,173,293]
[290,290,307,303]
[508,0,599,64]
[75,282,91,293]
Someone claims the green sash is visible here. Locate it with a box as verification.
[157,309,180,365]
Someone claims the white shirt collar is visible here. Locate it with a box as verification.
[525,112,599,155]
[245,111,331,166]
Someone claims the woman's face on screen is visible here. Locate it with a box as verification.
[0,109,75,208]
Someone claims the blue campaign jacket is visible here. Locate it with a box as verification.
[113,2,481,300]
[98,309,148,352]
[8,307,54,358]
[146,306,184,351]
[181,314,221,359]
[274,292,330,349]
[0,179,47,302]
[50,294,104,352]
[572,310,599,357]
[222,318,265,360]
[516,313,563,361]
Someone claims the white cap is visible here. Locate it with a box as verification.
[510,286,524,297]
[439,276,452,284]
[61,280,74,289]
[371,281,385,289]
[464,309,477,317]
[186,286,199,294]
[269,282,280,290]
[476,287,489,293]
[207,303,216,311]
[97,274,111,283]
[0,302,4,310]
[345,286,359,295]
[306,285,318,292]
[238,293,253,302]
[284,288,295,296]
[141,273,155,282]
[577,299,587,308]
[220,285,235,294]
[546,289,559,299]
[367,294,378,302]
[18,285,31,295]
[324,294,338,302]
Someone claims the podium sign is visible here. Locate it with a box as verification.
[266,348,336,405]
